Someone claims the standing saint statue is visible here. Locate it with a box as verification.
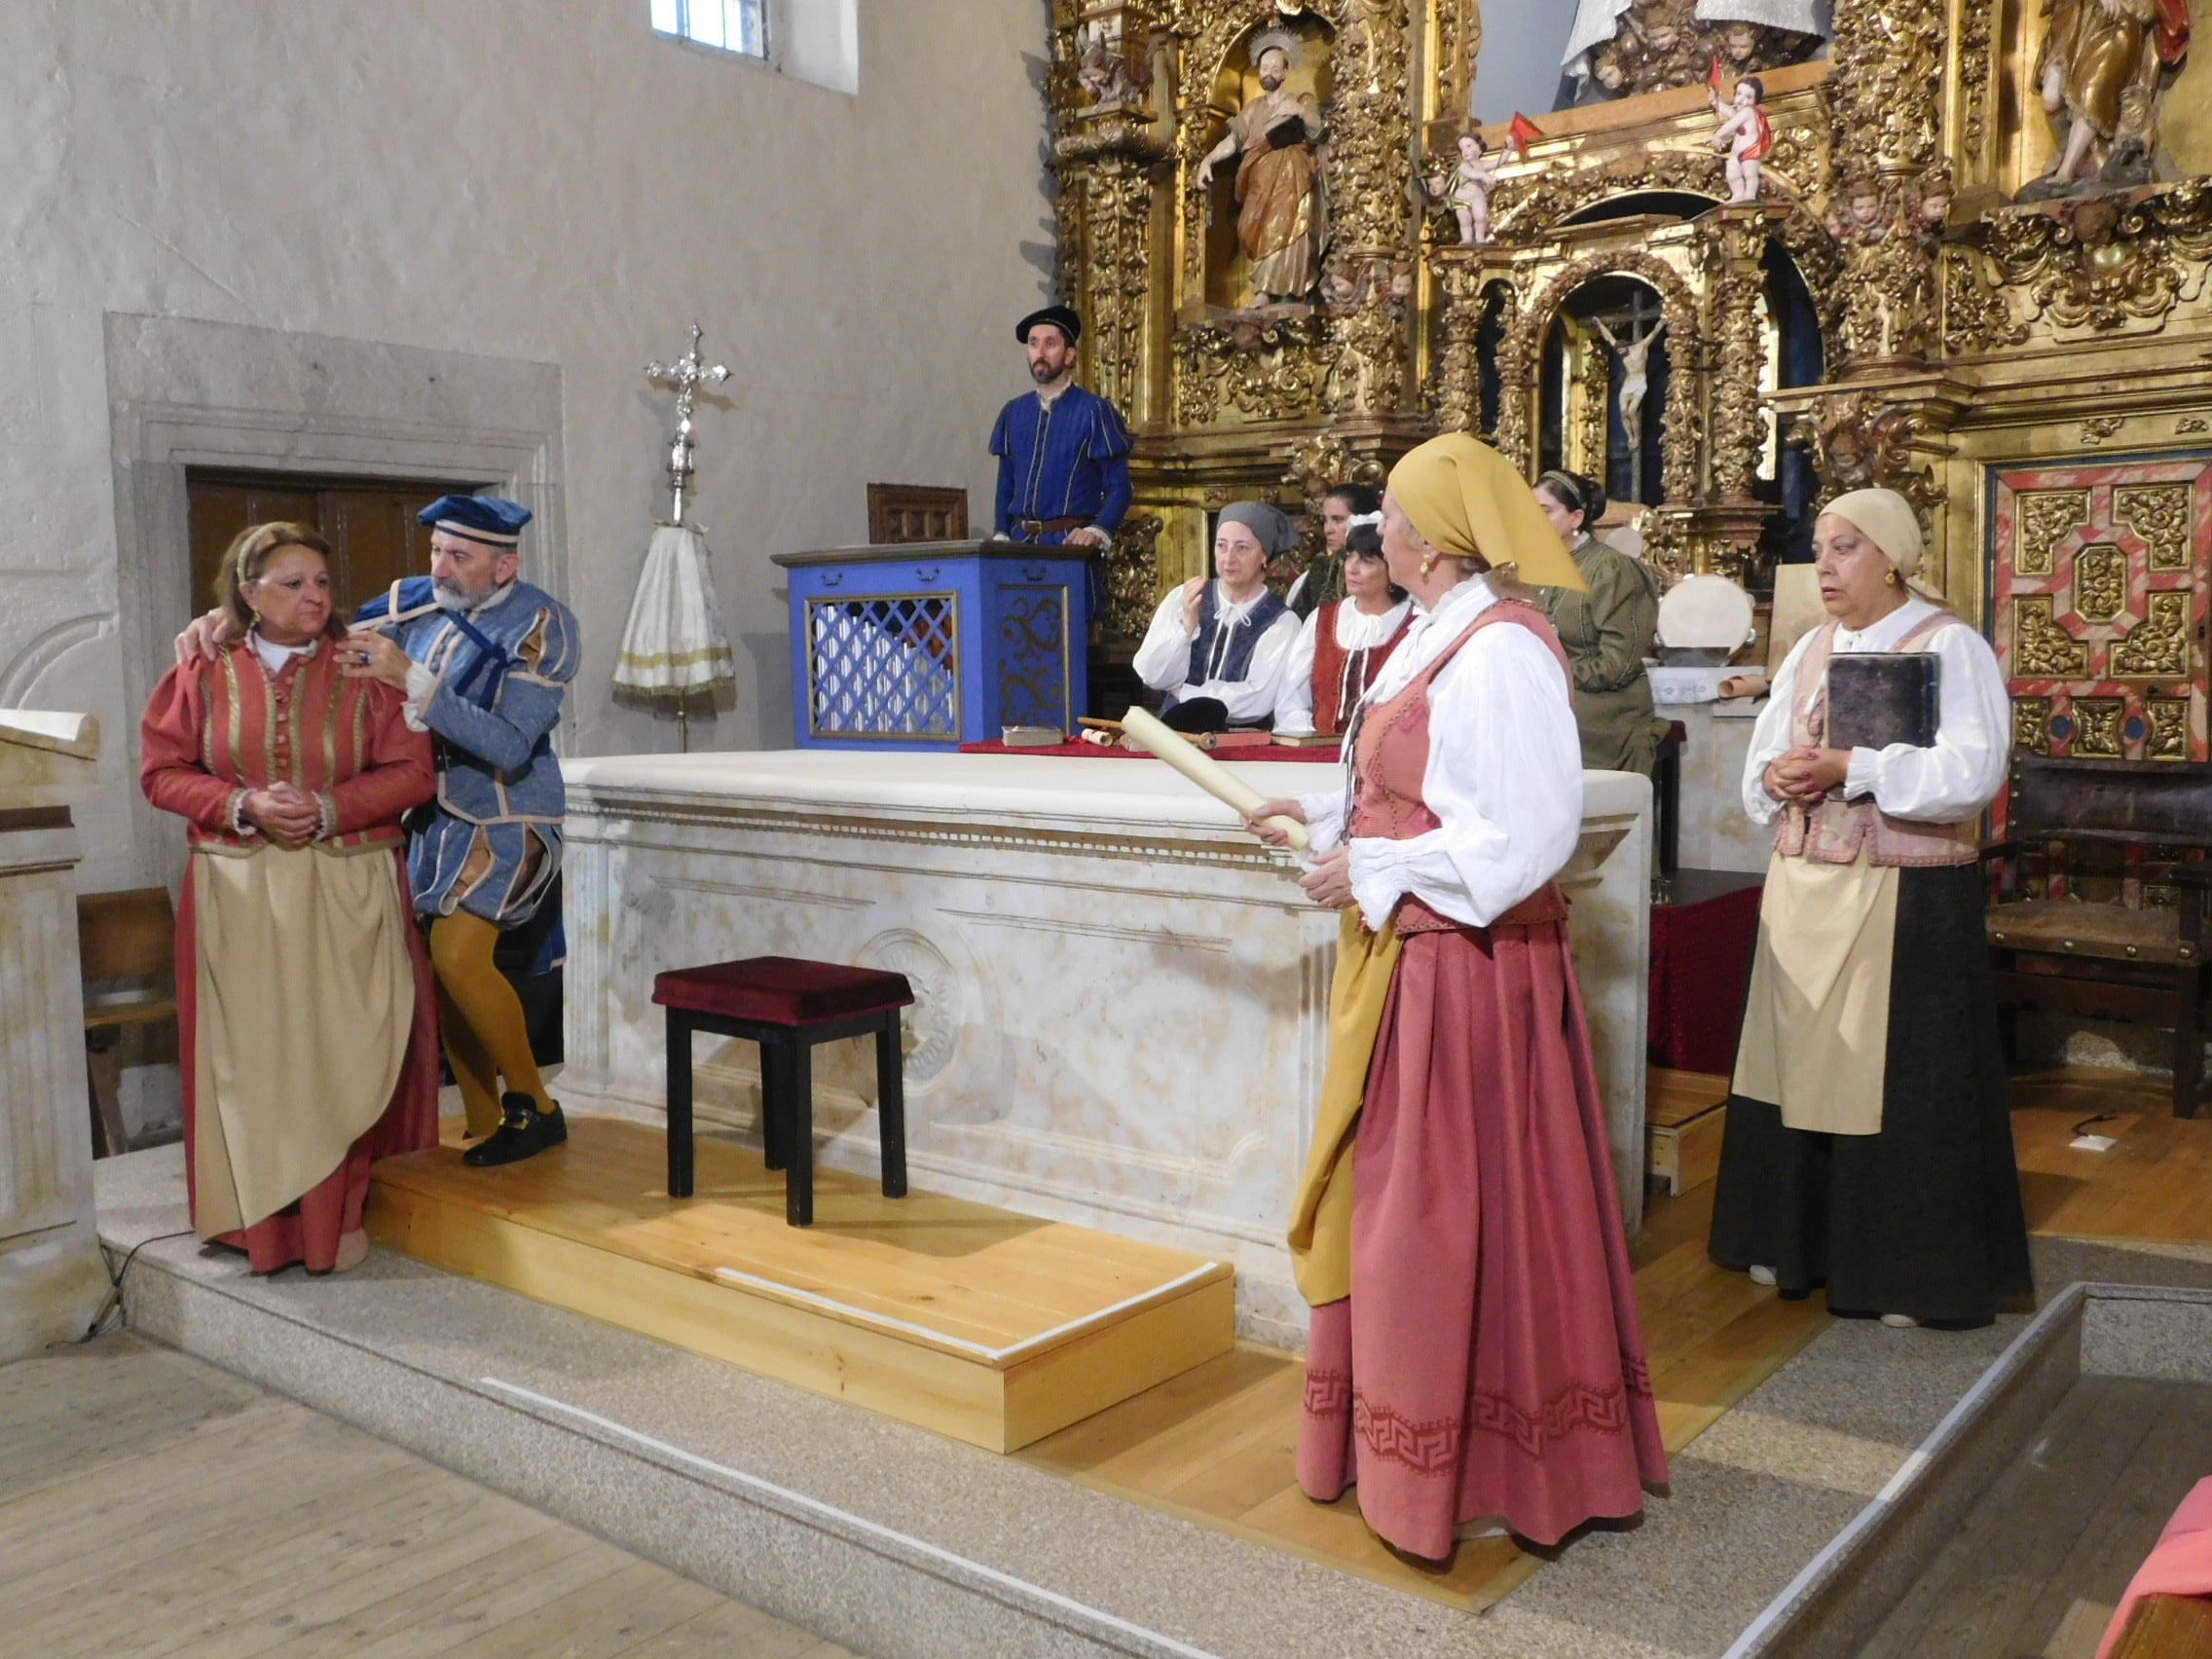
[2030,0,2192,194]
[1195,28,1325,303]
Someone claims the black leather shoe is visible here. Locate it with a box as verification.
[461,1094,567,1167]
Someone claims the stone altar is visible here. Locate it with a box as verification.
[559,752,1651,1346]
[0,710,109,1362]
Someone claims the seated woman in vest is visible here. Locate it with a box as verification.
[1272,518,1414,739]
[1132,501,1304,733]
[1709,488,2030,1330]
[1530,469,1667,775]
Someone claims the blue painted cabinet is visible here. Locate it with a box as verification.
[770,541,1091,751]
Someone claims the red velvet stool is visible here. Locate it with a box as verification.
[651,955,913,1226]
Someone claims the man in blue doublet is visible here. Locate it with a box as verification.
[346,495,581,1169]
[989,305,1133,548]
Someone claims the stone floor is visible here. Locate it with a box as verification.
[82,1141,2212,1659]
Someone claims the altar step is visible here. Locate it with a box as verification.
[1646,1066,1730,1198]
[365,1116,1235,1453]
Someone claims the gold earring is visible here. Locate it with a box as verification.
[1419,554,1438,576]
[1886,570,1901,586]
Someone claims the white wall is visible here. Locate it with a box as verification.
[1468,4,1575,122]
[0,0,1054,892]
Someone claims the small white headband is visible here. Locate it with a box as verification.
[1345,512,1382,529]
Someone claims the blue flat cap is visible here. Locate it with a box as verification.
[419,495,533,547]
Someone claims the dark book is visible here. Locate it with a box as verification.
[1825,653,1940,750]
[1267,115,1309,150]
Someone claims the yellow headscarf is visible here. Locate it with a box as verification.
[1386,432,1586,593]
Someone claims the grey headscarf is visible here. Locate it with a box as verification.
[1217,500,1297,555]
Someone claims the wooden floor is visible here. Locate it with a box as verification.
[0,1334,851,1659]
[1019,1175,1831,1610]
[1018,1066,2212,1612]
[370,1117,1233,1453]
[1858,1376,2212,1659]
[2012,1068,2212,1244]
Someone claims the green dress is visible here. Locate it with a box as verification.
[1534,535,1667,776]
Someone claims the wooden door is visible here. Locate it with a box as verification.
[185,471,486,627]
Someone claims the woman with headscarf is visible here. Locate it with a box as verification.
[1709,489,2030,1329]
[1272,517,1414,739]
[1132,500,1303,733]
[1246,433,1667,1558]
[1530,469,1667,775]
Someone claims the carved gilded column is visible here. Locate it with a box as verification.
[1431,253,1485,434]
[1320,0,1415,417]
[1825,0,1948,372]
[1708,207,1785,504]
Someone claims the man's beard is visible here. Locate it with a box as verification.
[1029,359,1063,385]
[433,580,477,611]
[1259,72,1285,92]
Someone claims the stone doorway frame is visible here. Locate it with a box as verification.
[104,312,568,869]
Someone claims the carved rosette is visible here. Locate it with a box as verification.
[1172,312,1331,426]
[1794,387,1945,531]
[1948,185,2212,350]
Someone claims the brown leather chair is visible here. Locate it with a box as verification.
[1982,756,2212,1119]
[78,887,179,1158]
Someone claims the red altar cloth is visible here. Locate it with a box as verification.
[957,739,1342,762]
[1647,870,1764,1075]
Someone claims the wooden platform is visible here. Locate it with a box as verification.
[366,1117,1235,1453]
[1020,1175,1834,1611]
[1647,1066,1730,1197]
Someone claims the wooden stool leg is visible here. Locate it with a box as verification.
[665,1012,694,1198]
[787,1039,814,1227]
[759,1038,788,1170]
[875,1014,907,1199]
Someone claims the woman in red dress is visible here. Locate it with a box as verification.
[141,523,440,1274]
[1250,434,1667,1557]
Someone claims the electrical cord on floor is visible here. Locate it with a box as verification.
[66,1229,196,1346]
[2072,1111,2120,1138]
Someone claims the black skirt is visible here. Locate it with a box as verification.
[1708,862,2034,1325]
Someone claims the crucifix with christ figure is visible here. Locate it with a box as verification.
[645,322,731,526]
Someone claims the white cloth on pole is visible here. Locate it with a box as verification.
[612,521,737,699]
[1697,0,1830,35]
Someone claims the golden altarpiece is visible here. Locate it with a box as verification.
[1050,0,2212,788]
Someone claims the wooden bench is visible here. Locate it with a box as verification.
[1983,756,2212,1119]
[651,956,913,1227]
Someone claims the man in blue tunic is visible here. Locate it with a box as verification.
[343,496,581,1168]
[989,305,1133,548]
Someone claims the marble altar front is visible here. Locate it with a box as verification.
[0,710,110,1362]
[560,752,1651,1346]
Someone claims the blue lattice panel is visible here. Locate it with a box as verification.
[773,542,1091,751]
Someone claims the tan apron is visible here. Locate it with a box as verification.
[1731,849,1898,1136]
[191,845,415,1235]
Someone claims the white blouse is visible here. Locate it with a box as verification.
[1298,576,1583,932]
[1272,598,1416,736]
[1131,581,1303,724]
[1742,597,2012,827]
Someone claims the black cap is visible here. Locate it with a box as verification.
[1016,305,1083,347]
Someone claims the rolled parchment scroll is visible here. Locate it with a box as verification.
[1118,706,1311,852]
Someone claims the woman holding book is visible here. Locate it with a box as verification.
[1245,433,1666,1558]
[1709,489,2029,1328]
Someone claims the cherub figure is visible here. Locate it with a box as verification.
[1709,74,1771,203]
[1427,132,1501,246]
